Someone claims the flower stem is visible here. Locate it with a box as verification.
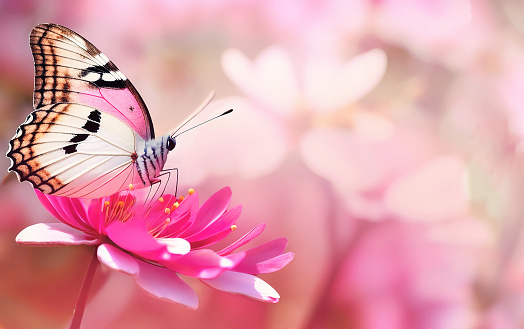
[70,248,99,329]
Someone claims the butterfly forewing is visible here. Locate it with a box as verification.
[30,23,154,139]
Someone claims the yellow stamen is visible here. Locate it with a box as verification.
[128,183,134,191]
[158,197,164,203]
[151,218,171,238]
[164,207,171,214]
[178,195,185,202]
[171,202,179,211]
[231,224,237,231]
[188,188,195,195]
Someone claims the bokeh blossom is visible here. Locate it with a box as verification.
[16,187,293,313]
[170,46,387,186]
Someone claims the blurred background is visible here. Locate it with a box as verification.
[2,0,524,328]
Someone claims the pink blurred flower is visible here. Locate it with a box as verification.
[170,46,387,183]
[328,218,492,329]
[16,187,293,309]
[372,0,494,69]
[222,46,387,116]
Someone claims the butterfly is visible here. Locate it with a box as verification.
[6,23,219,199]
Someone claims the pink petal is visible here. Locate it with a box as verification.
[35,190,63,221]
[156,238,191,255]
[304,49,387,113]
[217,223,266,256]
[105,220,167,258]
[159,193,197,237]
[162,249,245,279]
[202,271,280,303]
[145,194,178,230]
[135,261,198,309]
[180,187,232,238]
[384,155,469,222]
[299,126,436,212]
[242,238,289,261]
[97,244,139,275]
[234,252,295,274]
[221,47,300,116]
[186,205,241,242]
[41,193,93,233]
[87,198,105,235]
[231,238,294,274]
[16,223,100,246]
[160,211,192,238]
[190,228,234,250]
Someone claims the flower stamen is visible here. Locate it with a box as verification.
[150,218,171,238]
[103,195,135,225]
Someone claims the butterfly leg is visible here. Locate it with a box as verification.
[142,168,177,210]
[160,167,179,198]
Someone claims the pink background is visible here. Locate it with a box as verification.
[1,0,524,328]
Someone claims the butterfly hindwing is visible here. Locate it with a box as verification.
[30,23,154,140]
[7,103,144,198]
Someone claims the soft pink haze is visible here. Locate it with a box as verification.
[3,0,524,328]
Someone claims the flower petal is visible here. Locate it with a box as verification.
[384,155,469,222]
[217,223,266,256]
[97,244,139,275]
[156,238,191,255]
[222,47,300,115]
[135,261,198,309]
[162,249,245,279]
[190,228,234,250]
[106,220,167,258]
[180,187,232,238]
[35,190,63,221]
[186,205,241,242]
[16,223,100,246]
[202,271,280,303]
[304,49,387,113]
[232,238,294,274]
[234,252,295,274]
[87,198,106,235]
[39,192,93,233]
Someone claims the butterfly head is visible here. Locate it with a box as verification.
[167,136,176,151]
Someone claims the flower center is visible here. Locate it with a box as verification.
[147,188,195,238]
[102,192,135,225]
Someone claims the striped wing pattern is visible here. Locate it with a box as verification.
[6,23,158,198]
[7,103,144,198]
[30,23,154,139]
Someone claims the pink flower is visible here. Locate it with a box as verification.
[16,187,293,309]
[371,0,493,68]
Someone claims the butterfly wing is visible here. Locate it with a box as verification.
[7,23,155,198]
[30,23,154,140]
[7,102,145,198]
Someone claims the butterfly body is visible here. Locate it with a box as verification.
[7,23,176,198]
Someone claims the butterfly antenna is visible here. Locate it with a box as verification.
[172,109,233,138]
[171,91,216,136]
